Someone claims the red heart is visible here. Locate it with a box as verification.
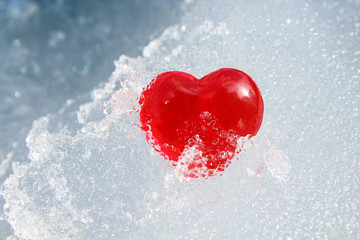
[139,68,264,178]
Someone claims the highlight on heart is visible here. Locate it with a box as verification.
[139,68,264,180]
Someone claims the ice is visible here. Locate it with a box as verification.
[0,0,182,238]
[0,0,182,182]
[1,0,360,239]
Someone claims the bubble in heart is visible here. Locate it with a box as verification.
[139,68,264,178]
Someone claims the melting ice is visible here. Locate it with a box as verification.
[1,0,359,239]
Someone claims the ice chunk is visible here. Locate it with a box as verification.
[0,0,185,238]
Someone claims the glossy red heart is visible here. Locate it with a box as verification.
[139,68,264,178]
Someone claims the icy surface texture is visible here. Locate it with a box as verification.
[0,0,181,237]
[1,0,360,239]
[0,0,181,181]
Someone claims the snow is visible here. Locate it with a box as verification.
[1,0,359,239]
